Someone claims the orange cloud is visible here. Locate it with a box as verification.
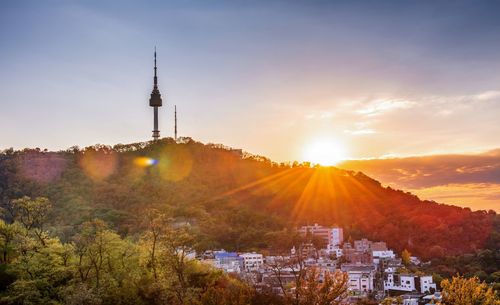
[339,149,500,211]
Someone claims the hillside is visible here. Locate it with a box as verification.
[0,138,498,259]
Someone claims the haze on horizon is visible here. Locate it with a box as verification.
[1,1,499,211]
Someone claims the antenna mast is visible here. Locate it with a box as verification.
[174,105,178,141]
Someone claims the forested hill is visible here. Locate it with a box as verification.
[0,138,498,259]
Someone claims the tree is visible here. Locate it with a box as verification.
[268,253,348,305]
[9,196,51,246]
[401,249,411,266]
[267,254,306,305]
[439,275,500,305]
[72,218,141,304]
[296,267,349,305]
[380,296,403,305]
[140,209,169,280]
[199,272,254,305]
[3,225,73,304]
[0,219,20,263]
[159,225,197,304]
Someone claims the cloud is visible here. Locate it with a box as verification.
[425,90,500,114]
[474,90,500,101]
[304,111,334,120]
[340,149,500,188]
[344,128,377,135]
[338,149,500,211]
[356,99,416,116]
[407,183,500,212]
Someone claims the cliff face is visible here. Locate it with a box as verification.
[0,138,497,258]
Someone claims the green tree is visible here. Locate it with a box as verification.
[72,219,142,304]
[9,196,52,246]
[0,219,21,263]
[1,219,73,303]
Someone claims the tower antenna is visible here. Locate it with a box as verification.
[174,105,178,141]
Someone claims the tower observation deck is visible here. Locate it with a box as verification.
[149,49,163,140]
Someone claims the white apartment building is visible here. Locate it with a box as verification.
[329,227,344,247]
[372,250,395,264]
[341,264,375,294]
[326,244,343,258]
[239,252,264,271]
[384,273,436,294]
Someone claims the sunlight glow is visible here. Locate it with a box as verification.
[303,138,347,166]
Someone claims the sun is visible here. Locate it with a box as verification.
[303,138,347,166]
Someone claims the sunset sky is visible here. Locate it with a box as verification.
[1,1,499,211]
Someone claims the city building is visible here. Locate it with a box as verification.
[329,227,344,247]
[298,224,343,248]
[239,252,264,271]
[214,251,243,273]
[298,242,318,259]
[354,238,372,252]
[384,273,436,294]
[371,241,388,251]
[326,244,343,258]
[372,250,396,265]
[341,264,376,296]
[298,224,331,244]
[343,242,373,264]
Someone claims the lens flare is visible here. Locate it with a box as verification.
[157,145,193,181]
[79,150,118,180]
[134,157,158,167]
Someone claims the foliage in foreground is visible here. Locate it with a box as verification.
[0,197,255,304]
[438,275,500,305]
[0,197,350,305]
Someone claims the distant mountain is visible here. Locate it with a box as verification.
[0,138,498,259]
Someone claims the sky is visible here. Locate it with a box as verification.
[339,149,500,211]
[1,1,500,210]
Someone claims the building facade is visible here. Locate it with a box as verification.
[240,252,264,271]
[384,273,437,294]
[341,264,376,296]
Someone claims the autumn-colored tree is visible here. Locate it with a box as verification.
[380,296,403,305]
[439,275,500,305]
[296,267,349,305]
[401,249,411,266]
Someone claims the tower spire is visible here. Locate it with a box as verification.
[149,47,163,140]
[154,47,158,89]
